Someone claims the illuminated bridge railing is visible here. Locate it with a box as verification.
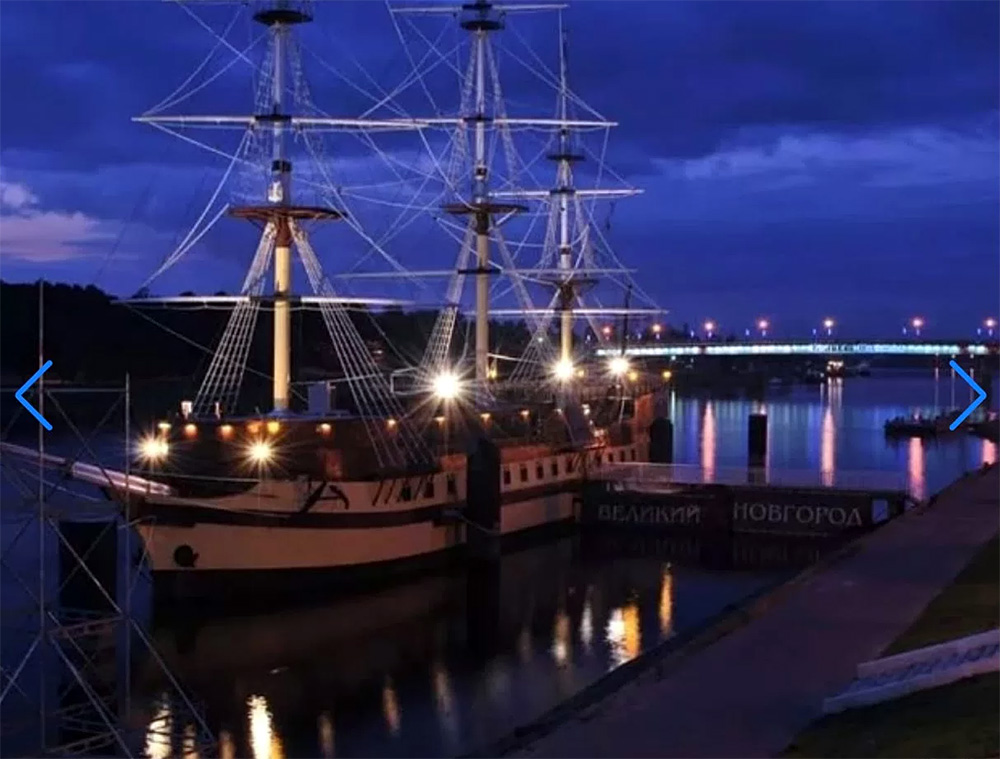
[597,462,911,494]
[595,341,996,358]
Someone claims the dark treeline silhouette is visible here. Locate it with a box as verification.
[0,281,533,393]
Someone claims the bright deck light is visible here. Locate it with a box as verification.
[553,359,575,381]
[247,439,273,465]
[608,356,630,376]
[138,436,169,463]
[432,371,461,400]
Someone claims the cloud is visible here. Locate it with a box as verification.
[0,180,115,262]
[661,123,999,189]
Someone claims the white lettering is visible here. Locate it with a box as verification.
[846,508,863,527]
[749,503,766,521]
[796,506,815,524]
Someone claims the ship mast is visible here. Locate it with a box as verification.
[555,13,574,368]
[129,0,440,470]
[267,5,294,412]
[440,1,527,396]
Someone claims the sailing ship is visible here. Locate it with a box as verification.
[94,0,664,600]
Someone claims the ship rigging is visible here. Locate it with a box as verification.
[126,0,662,470]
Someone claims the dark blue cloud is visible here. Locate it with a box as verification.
[1,0,997,335]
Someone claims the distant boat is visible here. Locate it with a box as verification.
[884,410,960,438]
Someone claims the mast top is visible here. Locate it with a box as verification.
[460,1,503,31]
[252,2,312,26]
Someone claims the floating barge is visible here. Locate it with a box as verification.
[580,463,915,538]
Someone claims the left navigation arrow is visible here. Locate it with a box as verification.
[15,360,53,431]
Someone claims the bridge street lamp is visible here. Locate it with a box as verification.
[904,316,924,338]
[822,318,835,337]
[980,318,997,338]
[757,318,769,338]
[703,320,716,340]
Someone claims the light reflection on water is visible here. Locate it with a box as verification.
[248,694,283,759]
[659,569,674,637]
[11,374,999,759]
[676,373,997,496]
[318,713,335,759]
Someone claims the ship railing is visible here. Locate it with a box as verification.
[596,462,910,494]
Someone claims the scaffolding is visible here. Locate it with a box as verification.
[1,334,214,757]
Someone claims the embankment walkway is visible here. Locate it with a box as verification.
[514,464,999,758]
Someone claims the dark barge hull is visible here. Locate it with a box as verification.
[579,481,912,538]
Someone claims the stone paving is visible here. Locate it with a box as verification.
[514,464,999,758]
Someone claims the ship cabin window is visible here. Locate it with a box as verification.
[566,456,575,473]
[536,463,544,480]
[619,450,626,462]
[520,465,528,483]
[424,480,435,499]
[551,460,559,477]
[503,468,511,486]
[446,474,456,497]
[607,453,614,464]
[630,449,637,462]
[400,483,413,502]
[593,453,601,467]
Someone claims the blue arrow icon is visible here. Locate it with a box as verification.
[949,360,987,431]
[15,360,53,431]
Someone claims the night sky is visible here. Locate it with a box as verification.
[1,0,998,339]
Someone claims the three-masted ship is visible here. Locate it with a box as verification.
[121,0,663,600]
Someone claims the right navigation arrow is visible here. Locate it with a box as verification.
[949,360,987,431]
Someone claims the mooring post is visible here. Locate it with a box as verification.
[464,433,502,657]
[649,417,674,464]
[465,559,502,659]
[748,413,767,482]
[465,434,501,561]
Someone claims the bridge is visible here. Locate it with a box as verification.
[595,339,998,358]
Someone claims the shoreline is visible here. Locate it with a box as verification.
[471,462,997,759]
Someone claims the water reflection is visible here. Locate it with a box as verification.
[659,569,674,637]
[381,677,401,736]
[671,375,997,497]
[551,609,571,667]
[183,723,199,759]
[908,438,926,501]
[580,594,594,651]
[248,694,284,759]
[820,405,835,487]
[605,602,641,669]
[983,439,998,466]
[145,695,171,759]
[701,402,716,482]
[318,713,335,759]
[432,662,458,748]
[219,730,236,759]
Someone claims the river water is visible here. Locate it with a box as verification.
[1,371,996,758]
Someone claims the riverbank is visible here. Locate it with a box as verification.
[782,534,999,758]
[509,463,999,758]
